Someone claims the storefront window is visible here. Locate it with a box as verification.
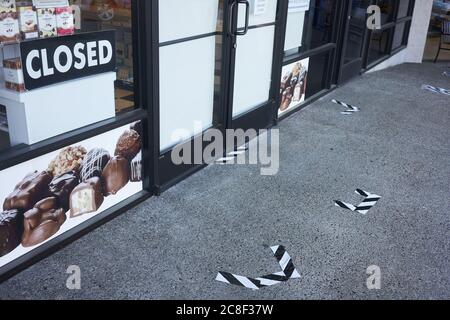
[0,1,145,277]
[284,0,338,54]
[0,0,137,155]
[367,0,414,66]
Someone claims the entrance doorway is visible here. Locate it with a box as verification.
[156,0,285,190]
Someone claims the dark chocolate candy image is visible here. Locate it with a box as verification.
[0,210,24,257]
[22,197,66,247]
[49,171,79,211]
[3,171,52,212]
[115,129,141,161]
[130,152,142,182]
[130,121,143,137]
[102,156,130,196]
[80,148,111,182]
[70,177,104,218]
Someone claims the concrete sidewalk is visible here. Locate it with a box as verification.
[1,62,449,300]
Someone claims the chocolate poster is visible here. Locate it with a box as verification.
[278,57,309,117]
[0,122,143,268]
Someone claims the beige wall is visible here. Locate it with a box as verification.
[367,0,433,72]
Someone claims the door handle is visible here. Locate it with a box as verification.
[228,1,237,36]
[228,0,250,37]
[235,0,250,36]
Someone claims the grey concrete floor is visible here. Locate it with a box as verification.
[0,62,449,300]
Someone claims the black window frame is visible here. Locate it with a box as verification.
[363,0,415,70]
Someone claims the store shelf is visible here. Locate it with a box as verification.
[0,84,27,103]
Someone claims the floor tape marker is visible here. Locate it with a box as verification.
[334,189,382,215]
[422,84,450,96]
[216,245,301,290]
[331,99,360,114]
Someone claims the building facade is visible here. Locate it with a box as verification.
[0,0,431,281]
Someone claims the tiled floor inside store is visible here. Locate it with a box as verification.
[0,62,449,300]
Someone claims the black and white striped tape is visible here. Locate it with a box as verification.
[331,99,360,115]
[335,189,381,215]
[216,245,301,290]
[422,84,450,96]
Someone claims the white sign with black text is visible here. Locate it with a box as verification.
[20,30,116,90]
[288,0,310,12]
[252,0,268,16]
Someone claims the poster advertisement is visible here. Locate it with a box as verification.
[288,0,310,12]
[0,122,143,268]
[279,57,309,116]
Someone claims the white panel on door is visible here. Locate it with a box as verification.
[284,11,305,51]
[159,38,216,151]
[159,0,220,43]
[232,26,275,117]
[238,0,278,27]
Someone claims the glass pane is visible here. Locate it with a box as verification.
[397,0,411,19]
[305,51,329,98]
[378,0,396,25]
[232,26,275,117]
[343,0,371,64]
[159,0,224,151]
[284,0,338,53]
[368,28,392,64]
[392,21,407,49]
[238,0,278,27]
[232,0,278,117]
[159,0,220,43]
[0,1,136,154]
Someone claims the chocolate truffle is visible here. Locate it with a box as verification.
[70,177,104,218]
[49,171,79,211]
[3,171,52,212]
[0,210,24,257]
[22,197,66,247]
[130,152,142,182]
[130,121,143,137]
[115,129,141,161]
[80,148,111,182]
[48,145,87,177]
[102,157,130,196]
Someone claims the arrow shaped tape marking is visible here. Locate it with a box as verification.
[335,189,381,215]
[216,245,300,290]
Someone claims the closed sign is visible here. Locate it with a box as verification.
[20,30,116,90]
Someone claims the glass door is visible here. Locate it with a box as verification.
[158,0,226,152]
[156,0,283,189]
[157,0,229,188]
[338,0,371,83]
[227,0,282,131]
